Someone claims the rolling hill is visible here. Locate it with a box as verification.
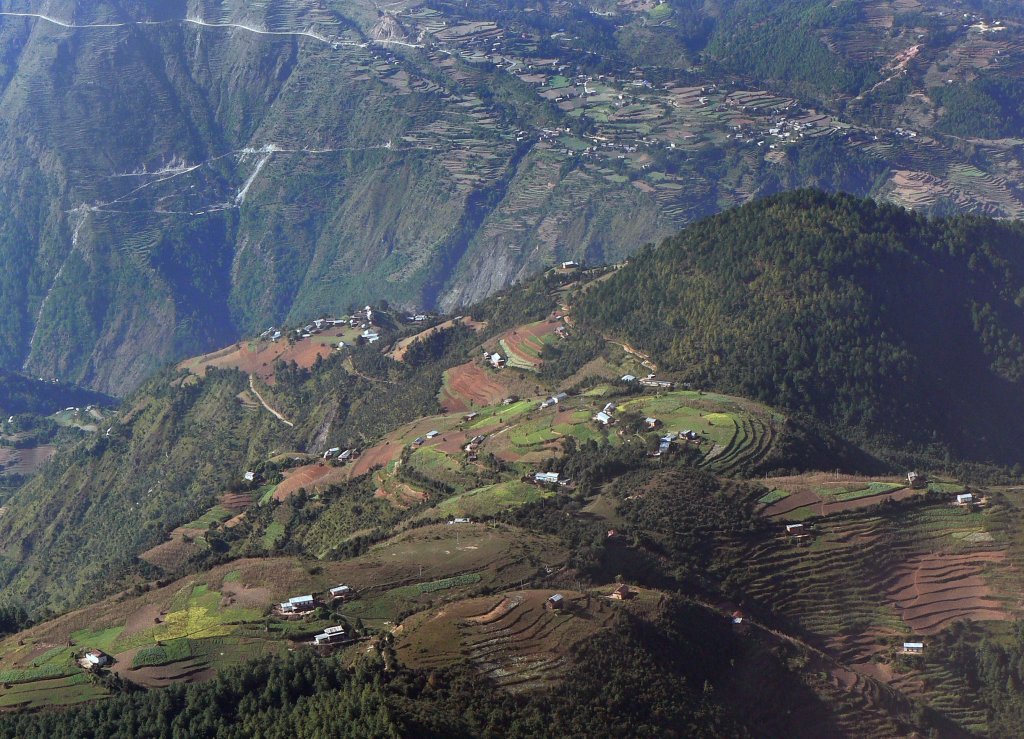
[0,196,1023,734]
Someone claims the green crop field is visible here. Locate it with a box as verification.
[72,626,124,655]
[818,482,905,502]
[262,521,285,550]
[257,484,279,504]
[508,421,561,447]
[0,673,104,709]
[758,489,790,505]
[131,638,192,668]
[418,573,482,594]
[468,400,534,427]
[0,655,76,683]
[430,481,554,518]
[113,583,264,653]
[182,505,232,530]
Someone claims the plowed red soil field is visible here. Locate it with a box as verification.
[273,464,347,501]
[179,329,347,385]
[440,361,509,413]
[884,551,1011,634]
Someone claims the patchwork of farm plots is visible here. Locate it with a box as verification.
[740,501,1013,730]
[356,387,783,519]
[0,523,567,703]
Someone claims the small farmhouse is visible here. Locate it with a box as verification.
[610,585,634,600]
[956,493,974,506]
[593,411,613,425]
[84,649,109,667]
[547,593,565,610]
[313,625,349,646]
[329,584,354,600]
[535,472,560,485]
[903,642,924,655]
[280,594,317,614]
[639,378,674,389]
[489,352,506,369]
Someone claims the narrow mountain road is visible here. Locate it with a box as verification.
[249,375,294,427]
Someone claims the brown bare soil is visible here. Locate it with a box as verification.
[219,492,253,511]
[139,529,202,571]
[117,659,216,688]
[440,361,509,413]
[348,443,402,478]
[178,328,348,385]
[885,551,1010,634]
[273,464,347,501]
[219,582,273,610]
[0,445,56,476]
[121,604,165,639]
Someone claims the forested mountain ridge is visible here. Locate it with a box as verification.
[4,0,1024,393]
[575,190,1024,465]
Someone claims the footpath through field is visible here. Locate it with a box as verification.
[249,375,294,427]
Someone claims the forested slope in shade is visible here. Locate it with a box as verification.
[574,191,1024,464]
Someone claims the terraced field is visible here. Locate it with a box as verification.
[395,590,621,692]
[760,474,925,519]
[439,361,516,412]
[0,523,568,704]
[0,445,56,477]
[616,390,778,472]
[496,319,563,370]
[739,502,1013,734]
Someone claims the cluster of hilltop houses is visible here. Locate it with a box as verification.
[257,306,382,344]
[323,447,360,463]
[621,373,675,389]
[278,583,357,616]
